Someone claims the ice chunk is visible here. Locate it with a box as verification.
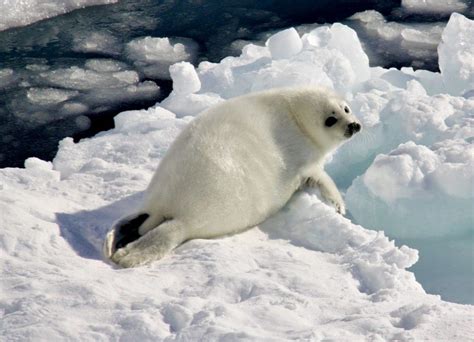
[23,157,60,181]
[26,88,79,105]
[400,67,446,95]
[401,0,468,15]
[362,142,439,202]
[160,92,223,118]
[84,59,128,73]
[438,13,474,96]
[266,28,302,60]
[0,0,118,32]
[302,24,370,84]
[248,58,335,93]
[429,139,474,198]
[125,37,199,79]
[160,62,219,117]
[169,62,201,95]
[346,140,474,239]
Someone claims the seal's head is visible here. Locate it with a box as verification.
[323,100,361,139]
[289,87,362,151]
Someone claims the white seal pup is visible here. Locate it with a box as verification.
[104,87,361,267]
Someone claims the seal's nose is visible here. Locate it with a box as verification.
[348,122,361,134]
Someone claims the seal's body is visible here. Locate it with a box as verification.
[104,87,361,267]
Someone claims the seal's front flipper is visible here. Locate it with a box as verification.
[103,213,149,259]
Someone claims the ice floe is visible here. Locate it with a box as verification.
[0,12,473,341]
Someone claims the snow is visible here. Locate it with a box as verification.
[1,12,474,340]
[0,0,118,32]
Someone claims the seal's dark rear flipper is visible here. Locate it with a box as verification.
[114,213,150,250]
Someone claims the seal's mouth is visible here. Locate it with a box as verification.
[344,122,361,138]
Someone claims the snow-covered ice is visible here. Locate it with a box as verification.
[1,12,473,340]
[0,0,118,32]
[401,0,469,15]
[348,10,446,69]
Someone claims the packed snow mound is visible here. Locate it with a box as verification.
[125,37,199,79]
[0,0,118,32]
[1,15,474,340]
[401,0,469,15]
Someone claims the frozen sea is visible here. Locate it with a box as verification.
[0,0,473,340]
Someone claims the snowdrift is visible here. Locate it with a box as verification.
[1,13,473,341]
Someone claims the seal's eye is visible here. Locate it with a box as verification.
[344,106,350,114]
[325,117,338,127]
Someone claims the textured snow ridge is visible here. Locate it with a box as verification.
[0,0,118,32]
[1,15,474,341]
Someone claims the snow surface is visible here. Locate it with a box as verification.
[1,13,473,340]
[0,0,118,32]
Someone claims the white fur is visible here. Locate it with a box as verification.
[104,87,360,267]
